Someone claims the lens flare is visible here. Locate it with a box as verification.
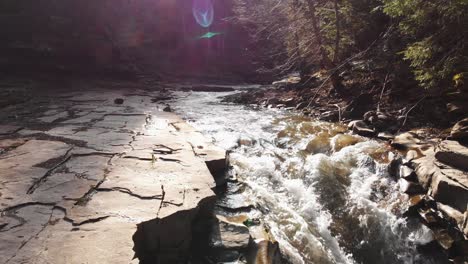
[198,32,222,39]
[192,0,214,28]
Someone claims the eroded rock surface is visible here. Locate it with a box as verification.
[0,85,226,263]
[390,132,468,255]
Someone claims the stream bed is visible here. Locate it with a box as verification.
[171,90,445,264]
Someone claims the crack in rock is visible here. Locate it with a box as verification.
[27,147,74,194]
[95,187,164,200]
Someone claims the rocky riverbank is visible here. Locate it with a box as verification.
[222,82,468,262]
[0,79,291,264]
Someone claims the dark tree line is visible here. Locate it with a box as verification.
[231,0,468,92]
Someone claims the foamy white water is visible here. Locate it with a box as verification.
[171,91,440,264]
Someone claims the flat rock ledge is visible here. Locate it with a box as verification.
[0,87,226,263]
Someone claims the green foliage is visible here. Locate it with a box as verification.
[383,0,468,89]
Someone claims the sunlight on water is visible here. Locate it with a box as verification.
[171,91,438,264]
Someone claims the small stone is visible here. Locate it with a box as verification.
[114,98,124,104]
[163,105,171,112]
[404,194,426,217]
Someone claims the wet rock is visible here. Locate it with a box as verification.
[388,154,403,179]
[163,105,171,112]
[210,215,251,250]
[437,203,465,228]
[433,228,456,250]
[238,137,256,147]
[349,120,376,137]
[114,98,124,104]
[399,179,425,194]
[450,118,468,141]
[418,208,442,227]
[247,240,283,264]
[400,165,417,181]
[217,194,254,212]
[404,194,426,217]
[331,134,362,152]
[435,140,468,171]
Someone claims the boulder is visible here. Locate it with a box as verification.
[435,140,468,171]
[450,118,468,141]
[331,134,362,152]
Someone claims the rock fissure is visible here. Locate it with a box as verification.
[27,147,74,194]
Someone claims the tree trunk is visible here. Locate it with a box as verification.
[333,0,340,63]
[306,0,343,94]
[306,0,333,69]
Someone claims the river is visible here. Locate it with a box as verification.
[170,90,444,264]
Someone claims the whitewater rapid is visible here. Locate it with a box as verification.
[171,91,439,264]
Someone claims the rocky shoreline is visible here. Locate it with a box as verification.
[222,84,468,262]
[0,79,289,264]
